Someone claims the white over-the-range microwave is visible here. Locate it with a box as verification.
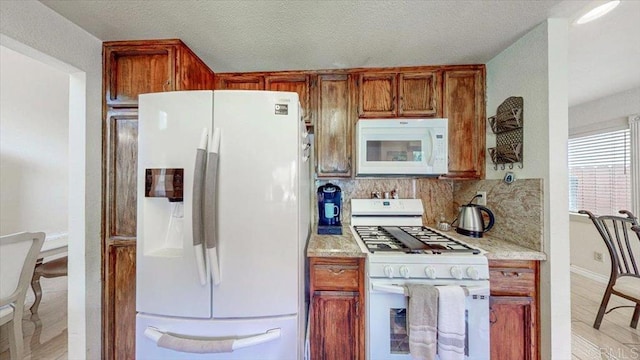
[355,118,448,176]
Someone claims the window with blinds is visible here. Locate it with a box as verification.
[568,129,631,215]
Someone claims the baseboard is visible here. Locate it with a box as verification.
[570,265,609,284]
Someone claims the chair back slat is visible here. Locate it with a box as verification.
[621,223,639,275]
[579,210,640,277]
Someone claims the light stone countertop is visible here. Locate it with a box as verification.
[307,224,546,261]
[307,224,366,258]
[441,230,547,261]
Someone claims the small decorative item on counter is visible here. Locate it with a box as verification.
[437,213,452,232]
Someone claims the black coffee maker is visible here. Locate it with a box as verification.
[317,183,342,234]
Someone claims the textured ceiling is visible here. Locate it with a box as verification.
[40,0,640,106]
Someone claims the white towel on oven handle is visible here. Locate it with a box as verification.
[437,285,466,360]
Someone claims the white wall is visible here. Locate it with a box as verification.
[0,46,69,236]
[487,19,571,360]
[570,86,640,136]
[0,1,102,358]
[568,87,640,279]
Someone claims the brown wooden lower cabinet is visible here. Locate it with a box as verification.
[103,242,136,359]
[489,260,539,360]
[309,257,365,360]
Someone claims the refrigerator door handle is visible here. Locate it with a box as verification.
[144,327,281,353]
[192,128,209,286]
[205,128,222,285]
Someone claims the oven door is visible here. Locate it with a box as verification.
[367,279,490,360]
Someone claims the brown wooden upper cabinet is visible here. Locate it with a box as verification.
[215,72,313,127]
[358,71,440,118]
[102,39,214,360]
[265,74,311,125]
[215,74,265,90]
[314,73,354,178]
[104,39,214,107]
[442,67,486,179]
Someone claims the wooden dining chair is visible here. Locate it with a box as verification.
[579,210,640,330]
[0,232,46,359]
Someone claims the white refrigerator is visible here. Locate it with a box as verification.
[135,90,311,359]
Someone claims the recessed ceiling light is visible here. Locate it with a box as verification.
[576,0,621,25]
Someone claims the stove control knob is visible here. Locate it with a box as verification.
[450,266,463,280]
[466,267,480,280]
[424,266,437,279]
[383,265,394,278]
[399,265,410,278]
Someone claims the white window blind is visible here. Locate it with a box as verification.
[568,129,631,215]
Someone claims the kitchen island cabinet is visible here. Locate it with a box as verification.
[489,259,539,360]
[309,257,365,360]
[102,39,214,360]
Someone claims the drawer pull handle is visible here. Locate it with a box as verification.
[330,269,345,275]
[501,271,521,277]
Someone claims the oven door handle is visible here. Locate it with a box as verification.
[371,283,489,296]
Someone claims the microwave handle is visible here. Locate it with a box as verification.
[427,129,435,166]
[371,283,488,296]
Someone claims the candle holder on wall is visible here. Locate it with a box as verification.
[488,96,523,170]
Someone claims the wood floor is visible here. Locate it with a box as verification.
[0,276,67,360]
[571,272,639,359]
[0,271,638,359]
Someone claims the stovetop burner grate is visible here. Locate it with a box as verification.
[353,225,481,254]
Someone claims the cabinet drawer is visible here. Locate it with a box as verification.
[312,263,359,291]
[310,258,363,292]
[489,267,536,297]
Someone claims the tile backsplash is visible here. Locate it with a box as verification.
[453,179,543,251]
[312,177,543,252]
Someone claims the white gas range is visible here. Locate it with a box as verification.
[350,199,490,360]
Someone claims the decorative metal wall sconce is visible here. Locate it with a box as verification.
[488,96,523,170]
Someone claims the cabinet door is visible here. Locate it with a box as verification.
[215,74,265,90]
[398,71,440,117]
[310,292,362,360]
[104,110,138,239]
[176,45,215,90]
[104,243,136,360]
[102,110,138,360]
[265,74,311,125]
[490,296,536,360]
[442,68,486,179]
[358,72,397,118]
[315,74,353,177]
[104,45,175,107]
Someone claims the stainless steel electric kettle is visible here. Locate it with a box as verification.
[454,195,495,238]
